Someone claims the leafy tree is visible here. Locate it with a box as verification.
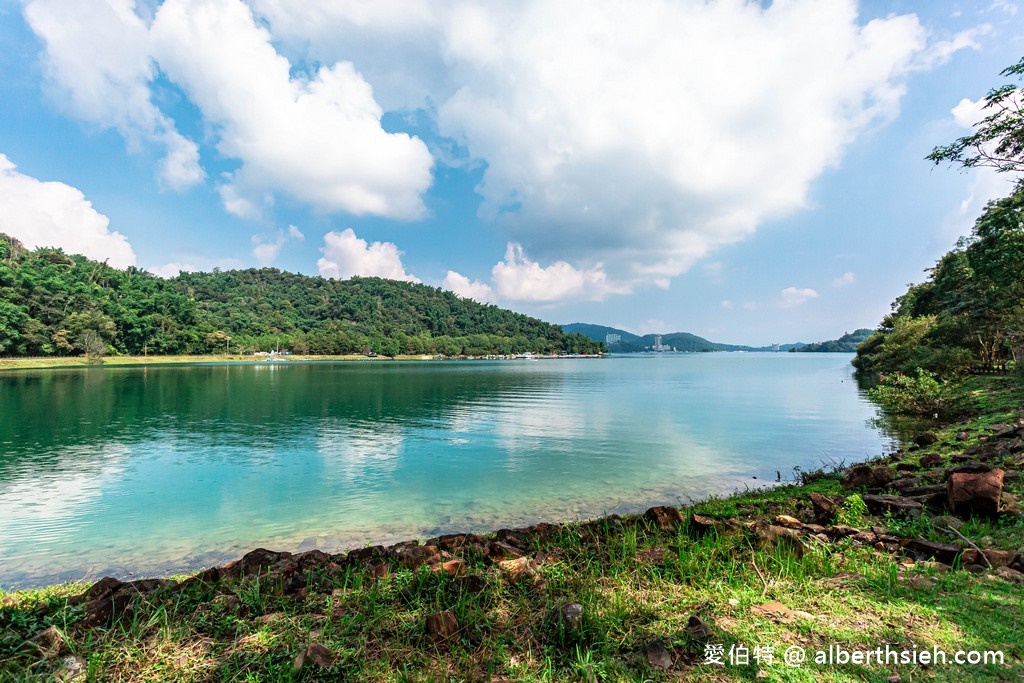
[928,57,1024,173]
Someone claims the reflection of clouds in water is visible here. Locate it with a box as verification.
[0,442,128,544]
[316,420,403,481]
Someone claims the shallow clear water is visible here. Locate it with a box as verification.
[0,353,891,587]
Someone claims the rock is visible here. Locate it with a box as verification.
[55,655,86,682]
[293,643,336,670]
[426,533,487,554]
[644,641,673,670]
[487,540,525,561]
[896,483,946,497]
[841,465,897,490]
[945,462,993,478]
[754,523,809,557]
[560,603,584,631]
[685,614,714,640]
[907,576,935,590]
[449,575,486,595]
[773,514,803,529]
[344,545,386,566]
[808,493,845,523]
[988,423,1017,439]
[929,515,965,531]
[961,548,1016,568]
[498,556,538,582]
[30,626,65,657]
[955,431,970,442]
[920,453,943,467]
[425,610,460,642]
[237,548,291,577]
[212,594,241,612]
[825,524,860,539]
[994,566,1024,584]
[688,514,719,537]
[433,559,467,576]
[393,543,442,570]
[887,674,902,682]
[903,539,962,565]
[862,494,923,517]
[915,433,940,447]
[644,506,685,532]
[948,469,1004,517]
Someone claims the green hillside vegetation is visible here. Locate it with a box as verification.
[855,57,1024,382]
[0,234,602,359]
[564,323,806,353]
[792,328,873,353]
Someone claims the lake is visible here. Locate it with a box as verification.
[0,353,893,588]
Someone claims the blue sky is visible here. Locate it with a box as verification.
[0,0,1021,345]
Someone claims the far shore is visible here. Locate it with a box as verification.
[0,352,603,371]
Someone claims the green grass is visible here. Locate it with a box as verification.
[1,376,1023,681]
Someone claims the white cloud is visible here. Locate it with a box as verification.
[490,243,624,303]
[317,228,419,282]
[147,262,196,278]
[441,270,494,303]
[149,0,433,219]
[24,0,203,190]
[720,300,734,310]
[253,1,972,289]
[780,287,819,308]
[251,226,304,266]
[0,154,136,267]
[832,272,856,287]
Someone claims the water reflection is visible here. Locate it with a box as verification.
[0,356,894,587]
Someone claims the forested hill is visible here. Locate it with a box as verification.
[792,328,873,353]
[0,234,602,358]
[564,322,805,352]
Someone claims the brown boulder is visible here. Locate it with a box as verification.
[862,494,923,517]
[808,493,845,523]
[994,567,1024,584]
[644,505,685,532]
[754,523,809,557]
[293,643,336,670]
[688,514,719,537]
[920,453,943,467]
[841,465,897,491]
[425,610,460,642]
[237,548,292,577]
[947,469,1004,517]
[902,539,962,565]
[915,433,940,447]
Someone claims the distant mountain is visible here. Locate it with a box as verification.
[562,323,805,353]
[791,328,873,353]
[562,323,641,344]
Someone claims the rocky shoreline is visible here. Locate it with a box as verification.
[5,409,1024,681]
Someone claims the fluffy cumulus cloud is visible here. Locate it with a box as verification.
[24,0,203,190]
[441,270,494,303]
[780,287,819,308]
[252,0,973,290]
[251,225,304,266]
[149,0,434,219]
[0,154,136,267]
[490,243,625,303]
[318,228,419,282]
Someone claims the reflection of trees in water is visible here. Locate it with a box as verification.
[0,363,560,477]
[855,371,937,446]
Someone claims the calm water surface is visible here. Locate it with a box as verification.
[0,354,892,587]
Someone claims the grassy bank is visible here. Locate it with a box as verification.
[2,379,1023,682]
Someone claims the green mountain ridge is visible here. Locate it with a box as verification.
[0,234,603,358]
[563,323,806,352]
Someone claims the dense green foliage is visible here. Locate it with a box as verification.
[854,179,1024,376]
[857,58,1024,378]
[928,57,1024,174]
[792,328,872,353]
[0,235,602,358]
[867,368,967,418]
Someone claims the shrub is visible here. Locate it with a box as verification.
[867,368,965,418]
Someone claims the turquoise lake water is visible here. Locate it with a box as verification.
[0,353,894,587]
